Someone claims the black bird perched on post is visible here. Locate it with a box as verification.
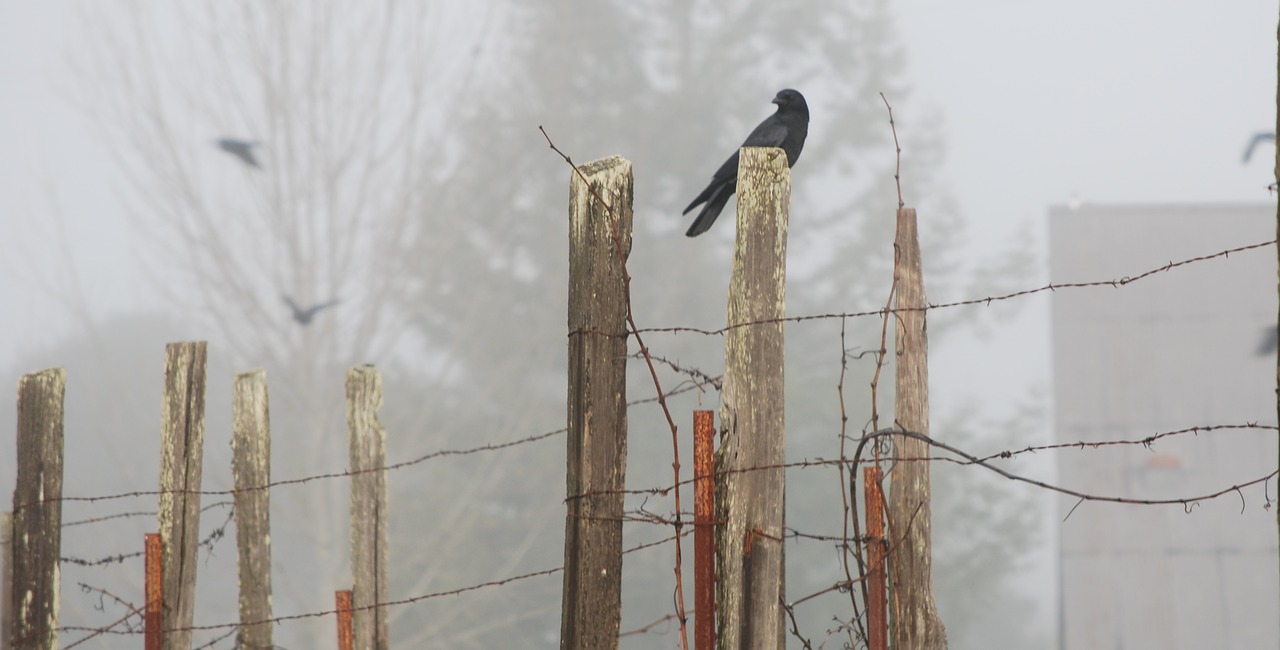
[682,89,809,237]
[217,138,262,169]
[282,295,341,326]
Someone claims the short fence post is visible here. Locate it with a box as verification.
[347,365,389,650]
[10,368,66,650]
[715,147,790,649]
[560,155,633,650]
[232,369,273,649]
[693,411,716,650]
[158,342,208,650]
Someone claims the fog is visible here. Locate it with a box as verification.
[1,2,1275,648]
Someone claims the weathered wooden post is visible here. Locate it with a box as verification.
[159,342,208,650]
[10,369,65,650]
[715,146,789,649]
[232,369,273,649]
[1,512,12,650]
[560,155,632,650]
[888,208,947,648]
[347,365,389,650]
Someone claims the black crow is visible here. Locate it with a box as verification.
[283,295,341,326]
[683,89,809,237]
[217,138,262,169]
[1242,132,1274,164]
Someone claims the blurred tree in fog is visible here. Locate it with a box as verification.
[72,0,1042,647]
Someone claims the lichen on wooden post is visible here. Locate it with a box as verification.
[347,365,389,650]
[889,208,947,649]
[716,146,789,650]
[11,368,65,650]
[232,369,273,650]
[158,341,207,650]
[561,155,632,650]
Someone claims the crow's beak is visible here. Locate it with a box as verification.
[772,96,782,105]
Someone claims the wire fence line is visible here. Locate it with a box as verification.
[12,239,1272,517]
[5,232,1276,649]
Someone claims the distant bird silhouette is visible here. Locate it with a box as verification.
[282,295,340,326]
[217,138,262,169]
[1257,325,1277,356]
[1241,132,1274,164]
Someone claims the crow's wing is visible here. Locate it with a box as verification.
[683,116,789,214]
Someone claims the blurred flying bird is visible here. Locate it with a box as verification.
[1241,132,1274,164]
[683,89,809,237]
[217,138,262,169]
[1257,325,1277,356]
[283,295,341,326]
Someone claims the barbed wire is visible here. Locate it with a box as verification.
[10,239,1269,520]
[60,502,235,568]
[10,224,1276,647]
[55,530,690,640]
[620,239,1276,337]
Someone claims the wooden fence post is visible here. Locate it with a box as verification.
[347,365,389,650]
[232,369,273,649]
[715,146,789,649]
[158,342,208,650]
[888,208,947,648]
[10,368,65,650]
[561,155,632,650]
[1,512,11,650]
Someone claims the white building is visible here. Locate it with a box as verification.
[1050,202,1279,649]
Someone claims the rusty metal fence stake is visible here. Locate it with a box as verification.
[864,467,888,650]
[145,533,162,650]
[693,410,716,649]
[336,590,354,650]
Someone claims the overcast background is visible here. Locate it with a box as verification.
[1,2,1276,649]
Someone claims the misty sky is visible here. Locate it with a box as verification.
[0,2,1276,647]
[2,2,1274,392]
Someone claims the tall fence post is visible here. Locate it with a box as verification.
[888,208,947,648]
[1273,2,1280,613]
[232,369,273,649]
[158,341,208,650]
[561,155,632,650]
[347,365,389,650]
[715,146,789,649]
[10,368,65,650]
